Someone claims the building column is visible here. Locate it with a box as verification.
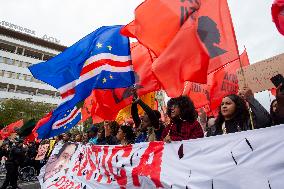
[14,85,17,92]
[6,84,9,92]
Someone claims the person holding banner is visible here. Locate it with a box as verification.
[162,96,204,143]
[209,88,271,136]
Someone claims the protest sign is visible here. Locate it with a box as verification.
[39,125,284,189]
[237,53,284,93]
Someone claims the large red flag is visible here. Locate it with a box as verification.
[122,0,238,74]
[198,0,239,73]
[83,43,161,122]
[183,74,214,109]
[272,0,284,35]
[0,119,24,139]
[152,18,210,97]
[121,0,200,56]
[209,50,250,111]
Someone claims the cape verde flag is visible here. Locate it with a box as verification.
[29,25,135,108]
[36,106,81,139]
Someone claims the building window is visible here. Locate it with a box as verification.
[6,58,14,65]
[11,72,17,79]
[0,42,16,53]
[14,60,22,67]
[25,75,32,81]
[4,71,11,78]
[18,73,25,80]
[16,47,23,55]
[21,62,28,68]
[0,57,5,64]
[0,70,4,77]
[24,49,43,60]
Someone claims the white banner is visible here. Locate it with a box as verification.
[39,125,284,189]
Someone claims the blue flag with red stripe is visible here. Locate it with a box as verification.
[36,106,82,139]
[29,25,135,109]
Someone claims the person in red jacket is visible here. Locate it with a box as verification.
[162,96,204,143]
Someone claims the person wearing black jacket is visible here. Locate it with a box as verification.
[131,93,164,143]
[270,84,284,125]
[208,87,272,136]
[0,139,25,189]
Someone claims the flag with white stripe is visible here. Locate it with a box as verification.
[29,25,135,109]
[36,106,82,139]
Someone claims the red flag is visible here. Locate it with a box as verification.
[152,18,210,97]
[209,50,250,111]
[0,119,24,139]
[198,0,239,73]
[272,0,284,35]
[121,0,200,56]
[31,112,53,139]
[81,94,94,122]
[183,75,213,109]
[122,0,238,74]
[86,43,160,122]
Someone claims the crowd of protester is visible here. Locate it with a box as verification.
[0,85,283,188]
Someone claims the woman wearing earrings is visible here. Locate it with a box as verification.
[162,96,204,143]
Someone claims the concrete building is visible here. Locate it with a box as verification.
[0,25,66,105]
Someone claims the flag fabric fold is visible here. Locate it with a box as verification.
[29,25,135,111]
[35,106,82,139]
[152,18,210,97]
[209,50,250,111]
[121,0,200,56]
[82,43,161,122]
[0,119,24,140]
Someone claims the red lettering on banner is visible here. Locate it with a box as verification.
[47,176,81,189]
[91,145,103,182]
[107,146,133,189]
[72,149,87,176]
[132,142,164,188]
[85,147,97,181]
[101,146,111,183]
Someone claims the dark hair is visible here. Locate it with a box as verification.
[215,94,249,133]
[166,96,197,123]
[110,121,120,136]
[270,99,278,125]
[120,125,135,144]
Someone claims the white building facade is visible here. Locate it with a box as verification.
[0,25,66,105]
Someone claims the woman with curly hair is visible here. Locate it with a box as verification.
[162,96,204,143]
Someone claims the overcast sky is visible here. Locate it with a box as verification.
[0,0,283,110]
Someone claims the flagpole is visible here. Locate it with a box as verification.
[183,81,189,95]
[238,47,255,130]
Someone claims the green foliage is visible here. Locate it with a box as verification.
[0,99,56,128]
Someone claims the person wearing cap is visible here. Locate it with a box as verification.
[0,138,25,189]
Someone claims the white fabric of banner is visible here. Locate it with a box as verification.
[39,124,284,189]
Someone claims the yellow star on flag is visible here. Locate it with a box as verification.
[96,42,102,48]
[64,126,67,129]
[102,78,107,83]
[107,45,112,51]
[109,74,113,79]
